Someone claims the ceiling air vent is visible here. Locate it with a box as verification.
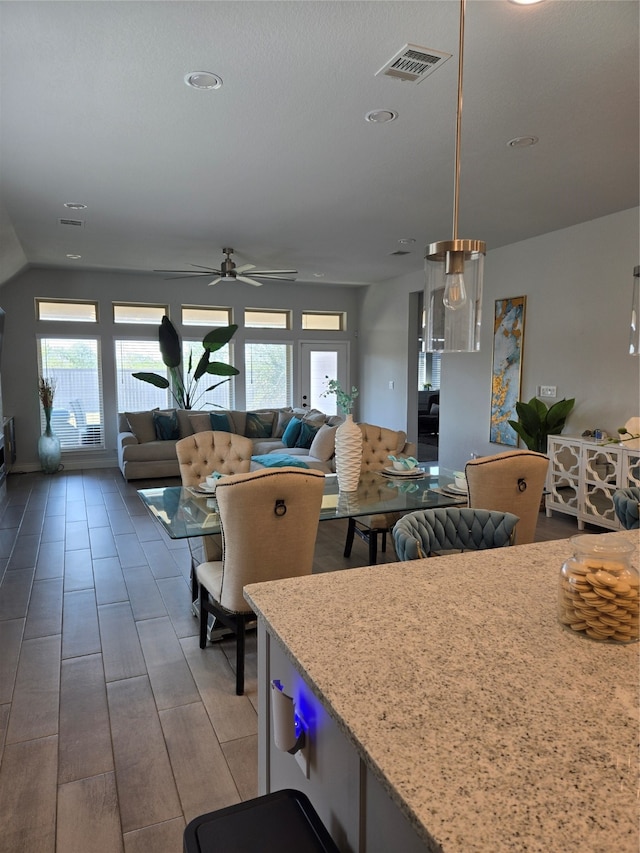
[376,44,451,84]
[59,218,84,227]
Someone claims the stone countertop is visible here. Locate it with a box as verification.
[244,531,640,853]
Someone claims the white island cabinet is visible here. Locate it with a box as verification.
[244,532,639,853]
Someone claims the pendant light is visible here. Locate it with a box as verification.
[424,0,486,353]
[630,265,640,355]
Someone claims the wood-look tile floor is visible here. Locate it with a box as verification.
[0,467,586,853]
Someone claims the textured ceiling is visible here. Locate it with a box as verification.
[0,0,638,287]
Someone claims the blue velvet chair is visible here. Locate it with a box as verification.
[613,487,640,530]
[392,507,520,560]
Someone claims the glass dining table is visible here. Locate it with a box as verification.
[137,465,467,539]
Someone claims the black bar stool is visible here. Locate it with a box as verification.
[183,789,340,853]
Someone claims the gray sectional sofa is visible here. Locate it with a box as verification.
[117,406,344,480]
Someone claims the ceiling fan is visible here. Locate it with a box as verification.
[155,247,297,287]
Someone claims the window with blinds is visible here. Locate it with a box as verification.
[38,337,105,450]
[114,339,172,412]
[418,351,441,390]
[182,306,232,327]
[113,304,167,324]
[245,343,292,409]
[36,300,98,322]
[301,311,345,331]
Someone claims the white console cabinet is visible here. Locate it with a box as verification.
[546,435,640,530]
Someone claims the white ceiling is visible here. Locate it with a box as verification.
[0,0,638,288]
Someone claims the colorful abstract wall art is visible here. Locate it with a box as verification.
[490,296,526,446]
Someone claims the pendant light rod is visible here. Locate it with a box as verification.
[452,0,466,242]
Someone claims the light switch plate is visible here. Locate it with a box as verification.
[539,385,556,398]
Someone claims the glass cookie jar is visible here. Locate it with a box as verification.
[558,533,639,644]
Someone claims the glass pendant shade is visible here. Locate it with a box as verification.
[424,239,485,352]
[630,265,640,355]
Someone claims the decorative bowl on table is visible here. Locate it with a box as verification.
[453,471,467,491]
[388,455,419,471]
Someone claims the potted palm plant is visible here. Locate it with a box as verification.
[132,316,239,409]
[508,396,575,453]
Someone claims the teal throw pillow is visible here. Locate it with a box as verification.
[209,412,232,432]
[294,421,319,450]
[153,410,179,441]
[282,417,303,448]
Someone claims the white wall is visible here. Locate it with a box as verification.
[0,268,360,470]
[359,207,640,470]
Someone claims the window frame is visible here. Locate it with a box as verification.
[36,298,99,323]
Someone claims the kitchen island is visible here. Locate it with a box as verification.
[244,531,639,853]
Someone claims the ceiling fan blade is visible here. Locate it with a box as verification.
[188,264,222,273]
[234,263,256,273]
[236,275,264,287]
[207,276,222,286]
[249,269,298,276]
[249,275,297,282]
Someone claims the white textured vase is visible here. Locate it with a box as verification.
[335,414,363,492]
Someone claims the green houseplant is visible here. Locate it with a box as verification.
[133,316,239,410]
[321,377,359,415]
[508,396,575,453]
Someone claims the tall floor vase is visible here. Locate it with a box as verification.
[38,407,61,474]
[335,414,363,492]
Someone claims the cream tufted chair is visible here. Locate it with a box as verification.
[465,449,549,545]
[195,467,325,694]
[343,423,416,564]
[175,431,253,600]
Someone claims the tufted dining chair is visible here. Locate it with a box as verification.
[465,449,549,545]
[613,486,640,529]
[343,422,417,564]
[392,507,520,560]
[175,430,254,601]
[195,466,325,694]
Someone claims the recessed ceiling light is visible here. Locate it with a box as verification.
[66,254,82,259]
[184,71,223,90]
[508,0,545,5]
[398,238,416,245]
[507,135,539,148]
[365,109,398,124]
[312,273,325,278]
[64,202,87,210]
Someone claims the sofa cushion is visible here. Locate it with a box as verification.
[308,423,338,462]
[122,438,179,462]
[282,417,303,447]
[153,409,180,440]
[245,411,275,439]
[275,409,296,438]
[209,412,232,432]
[294,421,318,449]
[188,412,213,433]
[125,410,157,443]
[176,409,194,438]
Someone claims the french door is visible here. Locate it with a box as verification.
[298,343,350,415]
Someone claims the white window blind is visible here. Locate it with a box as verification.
[115,339,172,412]
[245,343,292,409]
[113,304,167,324]
[38,337,104,449]
[37,300,97,322]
